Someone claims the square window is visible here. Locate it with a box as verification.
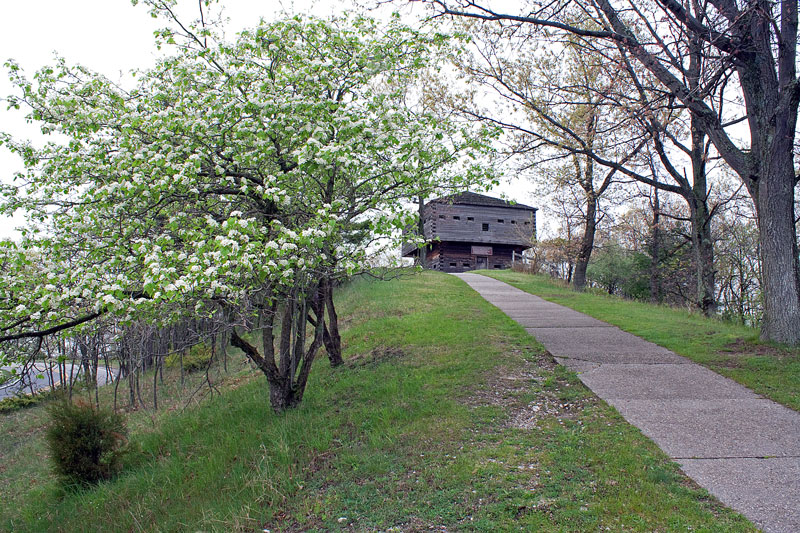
[439,214,445,219]
[482,223,489,231]
[497,219,504,223]
[467,216,474,221]
[462,262,470,267]
[453,215,460,220]
[511,220,517,224]
[450,262,457,267]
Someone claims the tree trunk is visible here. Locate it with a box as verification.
[266,376,303,411]
[572,194,597,291]
[597,0,800,343]
[754,159,800,344]
[688,106,716,316]
[736,3,800,343]
[309,277,344,367]
[322,277,343,367]
[232,323,295,412]
[649,188,663,303]
[417,196,427,267]
[231,284,325,412]
[690,197,716,315]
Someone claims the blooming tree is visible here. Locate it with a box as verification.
[0,12,492,410]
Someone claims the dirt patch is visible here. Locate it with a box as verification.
[463,348,554,408]
[711,339,800,368]
[347,347,407,369]
[464,350,589,430]
[717,339,800,359]
[463,367,539,409]
[507,397,585,430]
[272,515,452,532]
[540,293,575,299]
[379,518,452,532]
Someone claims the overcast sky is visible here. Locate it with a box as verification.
[0,0,536,239]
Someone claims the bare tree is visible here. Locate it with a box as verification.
[434,0,800,344]
[452,23,639,290]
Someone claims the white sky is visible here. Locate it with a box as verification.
[0,0,537,239]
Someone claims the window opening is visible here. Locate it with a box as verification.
[497,219,504,223]
[467,217,474,221]
[482,223,489,231]
[453,215,460,220]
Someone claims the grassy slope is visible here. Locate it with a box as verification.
[1,271,755,532]
[482,270,800,411]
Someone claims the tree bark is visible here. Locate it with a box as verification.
[309,277,344,367]
[322,277,343,367]
[685,24,717,317]
[754,156,800,344]
[572,193,597,291]
[688,116,716,316]
[232,326,303,412]
[649,188,663,303]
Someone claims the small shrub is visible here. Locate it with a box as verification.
[0,386,62,413]
[0,393,43,413]
[45,400,127,486]
[165,343,213,373]
[586,244,649,298]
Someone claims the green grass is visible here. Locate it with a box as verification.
[482,270,800,411]
[0,271,756,531]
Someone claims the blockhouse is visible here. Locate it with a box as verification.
[402,192,537,273]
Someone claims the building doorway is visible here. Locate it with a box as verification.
[476,256,488,270]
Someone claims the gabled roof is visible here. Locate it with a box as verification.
[428,191,537,211]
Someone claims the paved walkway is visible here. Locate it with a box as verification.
[455,273,800,533]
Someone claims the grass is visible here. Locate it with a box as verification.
[0,271,756,531]
[482,270,800,412]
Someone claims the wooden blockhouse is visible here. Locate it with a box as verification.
[402,192,537,273]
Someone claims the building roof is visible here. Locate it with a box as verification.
[428,191,537,211]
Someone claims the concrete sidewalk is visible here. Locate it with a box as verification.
[455,273,800,533]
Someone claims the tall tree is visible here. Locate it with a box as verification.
[453,23,639,290]
[436,0,800,344]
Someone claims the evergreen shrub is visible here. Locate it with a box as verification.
[45,400,127,486]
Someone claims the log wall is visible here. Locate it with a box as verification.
[425,203,535,246]
[426,242,526,273]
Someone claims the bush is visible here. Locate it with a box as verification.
[166,343,213,373]
[0,393,45,413]
[45,400,127,486]
[587,244,649,299]
[0,384,64,413]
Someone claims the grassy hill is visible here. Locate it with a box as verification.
[0,271,757,531]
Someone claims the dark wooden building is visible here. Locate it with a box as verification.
[402,192,537,273]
